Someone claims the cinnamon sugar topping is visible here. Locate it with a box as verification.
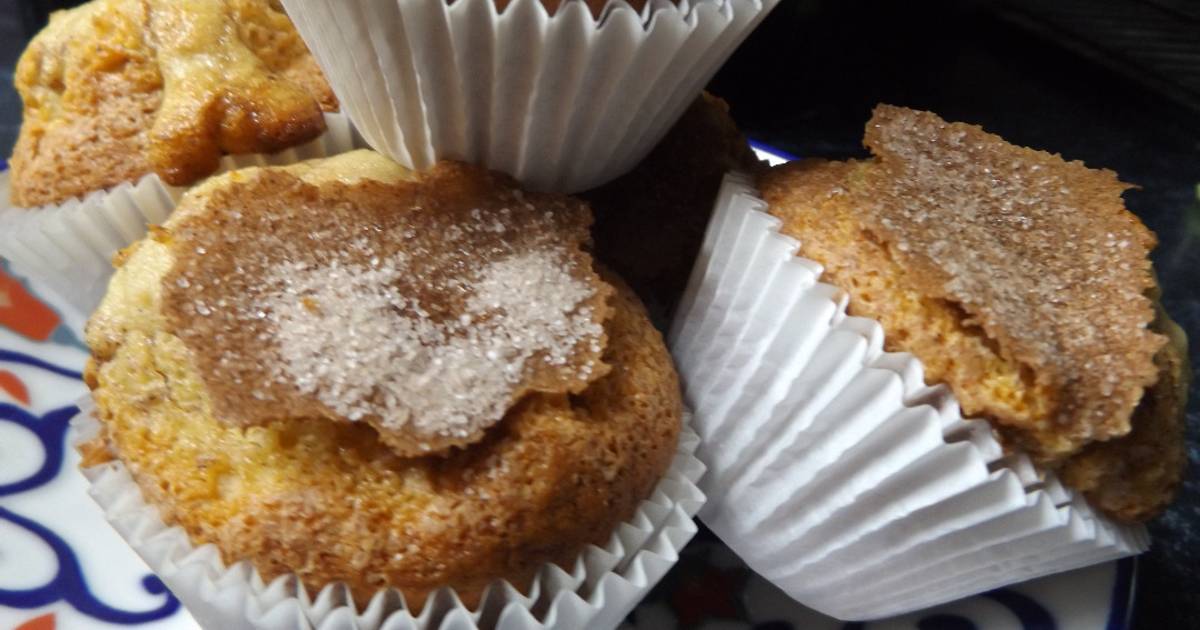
[161,159,611,456]
[858,105,1164,459]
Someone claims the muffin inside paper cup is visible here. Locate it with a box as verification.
[74,151,704,630]
[73,404,703,630]
[0,112,360,316]
[668,172,1148,621]
[281,0,779,193]
[1,0,347,316]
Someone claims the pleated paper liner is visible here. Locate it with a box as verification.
[71,401,705,630]
[281,0,778,193]
[668,172,1147,621]
[0,112,361,317]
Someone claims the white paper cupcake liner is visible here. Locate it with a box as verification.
[668,172,1147,621]
[71,400,705,630]
[0,112,361,316]
[281,0,778,193]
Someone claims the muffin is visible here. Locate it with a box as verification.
[588,92,763,321]
[1,0,355,313]
[758,105,1186,521]
[79,150,692,616]
[9,0,337,207]
[280,0,780,192]
[669,105,1183,619]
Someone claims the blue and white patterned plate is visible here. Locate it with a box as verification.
[0,149,1134,629]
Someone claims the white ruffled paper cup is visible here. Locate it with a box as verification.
[280,0,778,193]
[0,113,361,316]
[71,401,705,630]
[668,172,1148,621]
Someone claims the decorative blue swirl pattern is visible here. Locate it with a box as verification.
[981,588,1056,629]
[0,404,74,496]
[840,585,1057,630]
[0,506,180,623]
[916,615,978,630]
[0,349,83,380]
[0,356,181,624]
[1106,557,1135,630]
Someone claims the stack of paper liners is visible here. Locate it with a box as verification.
[669,173,1147,621]
[281,0,777,193]
[0,113,360,316]
[72,403,706,630]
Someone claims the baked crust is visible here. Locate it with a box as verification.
[10,0,337,208]
[83,153,682,606]
[760,122,1183,521]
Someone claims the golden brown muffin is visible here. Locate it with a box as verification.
[81,151,682,606]
[758,106,1185,521]
[588,93,762,318]
[10,0,338,208]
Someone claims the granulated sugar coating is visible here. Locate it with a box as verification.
[859,105,1164,461]
[160,156,612,456]
[265,247,604,448]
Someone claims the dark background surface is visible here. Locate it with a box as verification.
[1,0,1197,627]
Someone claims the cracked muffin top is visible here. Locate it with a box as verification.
[9,0,337,208]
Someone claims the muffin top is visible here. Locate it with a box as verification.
[764,105,1165,465]
[88,150,612,456]
[859,105,1163,460]
[10,0,336,208]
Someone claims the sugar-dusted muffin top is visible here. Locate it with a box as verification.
[10,0,337,208]
[90,151,613,457]
[759,106,1184,521]
[82,151,682,605]
[764,105,1165,465]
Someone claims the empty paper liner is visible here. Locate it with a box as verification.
[281,0,778,193]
